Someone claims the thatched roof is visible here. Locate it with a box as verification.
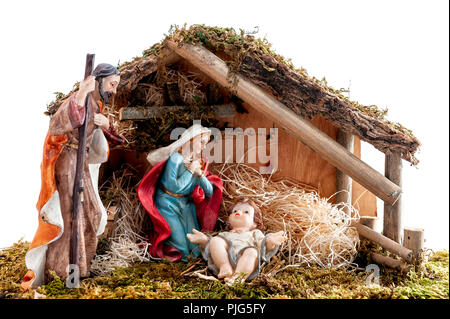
[48,24,420,165]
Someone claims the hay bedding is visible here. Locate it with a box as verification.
[93,163,360,276]
[209,163,360,269]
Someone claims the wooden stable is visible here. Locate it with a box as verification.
[106,34,422,267]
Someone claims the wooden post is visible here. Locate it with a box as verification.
[166,40,402,206]
[336,130,354,215]
[383,152,402,243]
[403,227,424,264]
[355,223,413,263]
[370,252,411,273]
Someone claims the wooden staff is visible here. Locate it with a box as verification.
[70,53,95,267]
[336,129,353,214]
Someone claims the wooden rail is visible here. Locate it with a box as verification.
[356,222,413,263]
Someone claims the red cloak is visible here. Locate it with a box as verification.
[137,157,223,262]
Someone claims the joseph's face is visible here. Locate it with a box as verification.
[101,74,120,94]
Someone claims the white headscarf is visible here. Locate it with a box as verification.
[146,124,211,166]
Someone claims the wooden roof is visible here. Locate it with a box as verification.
[115,25,420,165]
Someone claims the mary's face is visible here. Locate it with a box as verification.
[192,133,210,155]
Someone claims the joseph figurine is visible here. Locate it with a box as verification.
[22,63,124,290]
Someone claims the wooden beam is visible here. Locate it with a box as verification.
[119,104,236,121]
[383,152,403,242]
[336,129,354,214]
[158,47,181,66]
[370,252,411,273]
[155,47,182,87]
[355,222,413,263]
[166,40,402,205]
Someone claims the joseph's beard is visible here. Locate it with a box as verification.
[98,81,114,104]
[100,89,113,104]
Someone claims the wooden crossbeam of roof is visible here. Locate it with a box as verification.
[119,104,235,120]
[166,40,402,206]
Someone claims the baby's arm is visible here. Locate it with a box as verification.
[187,229,209,249]
[253,230,287,263]
[265,231,287,251]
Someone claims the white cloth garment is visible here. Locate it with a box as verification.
[146,124,211,166]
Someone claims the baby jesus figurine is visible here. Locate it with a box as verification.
[187,199,287,284]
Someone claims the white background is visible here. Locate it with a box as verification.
[0,0,448,250]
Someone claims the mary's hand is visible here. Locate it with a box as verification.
[188,160,203,176]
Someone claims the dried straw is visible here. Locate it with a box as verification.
[90,170,153,275]
[209,163,360,269]
[102,101,137,147]
[165,68,206,105]
[137,83,164,106]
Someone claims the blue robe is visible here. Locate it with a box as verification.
[155,152,214,261]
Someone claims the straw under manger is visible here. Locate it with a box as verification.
[209,163,361,269]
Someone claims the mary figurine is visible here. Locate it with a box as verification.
[137,124,223,262]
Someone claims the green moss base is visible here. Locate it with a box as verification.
[0,240,448,299]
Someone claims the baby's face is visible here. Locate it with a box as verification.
[228,202,255,230]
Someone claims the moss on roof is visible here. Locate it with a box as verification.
[140,24,416,139]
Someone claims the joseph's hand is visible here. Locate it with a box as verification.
[76,75,96,105]
[94,114,110,130]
